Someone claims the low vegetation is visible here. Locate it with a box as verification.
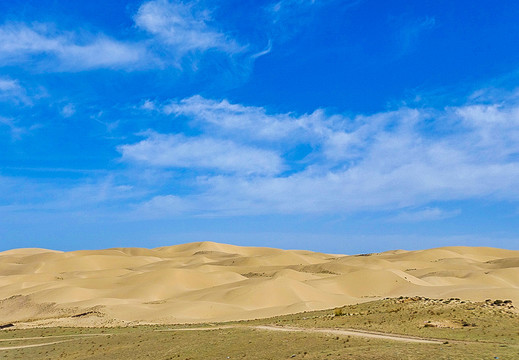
[266,296,519,344]
[0,297,517,359]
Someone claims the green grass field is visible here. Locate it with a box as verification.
[0,297,517,359]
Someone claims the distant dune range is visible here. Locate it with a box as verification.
[0,242,518,327]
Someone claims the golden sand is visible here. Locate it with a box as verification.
[0,242,517,327]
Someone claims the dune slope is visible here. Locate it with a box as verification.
[0,242,517,326]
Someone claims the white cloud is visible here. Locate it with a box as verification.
[135,195,193,218]
[388,207,460,223]
[163,95,334,142]
[140,99,157,111]
[3,92,519,221]
[0,3,251,73]
[0,117,23,139]
[454,104,519,159]
[0,78,31,105]
[135,0,242,55]
[129,94,519,216]
[0,23,150,71]
[251,40,272,59]
[0,78,21,91]
[60,103,76,118]
[0,116,39,139]
[118,132,284,175]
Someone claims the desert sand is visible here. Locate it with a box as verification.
[0,241,517,327]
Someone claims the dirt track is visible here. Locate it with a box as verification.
[254,325,443,344]
[0,333,111,351]
[161,325,443,344]
[0,339,74,351]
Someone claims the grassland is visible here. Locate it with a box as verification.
[0,297,517,359]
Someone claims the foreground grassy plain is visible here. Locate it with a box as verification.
[0,297,517,359]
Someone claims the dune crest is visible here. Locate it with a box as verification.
[0,242,518,327]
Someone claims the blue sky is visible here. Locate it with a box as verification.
[1,0,519,253]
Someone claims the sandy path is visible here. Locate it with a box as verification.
[254,325,443,344]
[0,333,112,351]
[0,339,74,351]
[160,325,442,344]
[0,333,111,342]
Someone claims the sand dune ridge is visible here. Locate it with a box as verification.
[0,242,517,326]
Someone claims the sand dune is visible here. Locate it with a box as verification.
[0,242,517,327]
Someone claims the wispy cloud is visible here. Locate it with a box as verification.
[394,15,436,55]
[0,116,39,139]
[118,132,284,175]
[162,95,308,141]
[0,1,250,73]
[60,103,76,118]
[0,174,138,216]
[130,92,519,216]
[3,90,519,221]
[388,207,460,223]
[135,0,243,55]
[135,195,194,218]
[0,23,150,71]
[0,78,31,105]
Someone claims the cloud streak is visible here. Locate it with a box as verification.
[0,23,150,71]
[0,78,31,105]
[135,0,243,55]
[0,116,40,139]
[129,93,519,217]
[388,207,460,222]
[0,1,247,72]
[118,132,284,175]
